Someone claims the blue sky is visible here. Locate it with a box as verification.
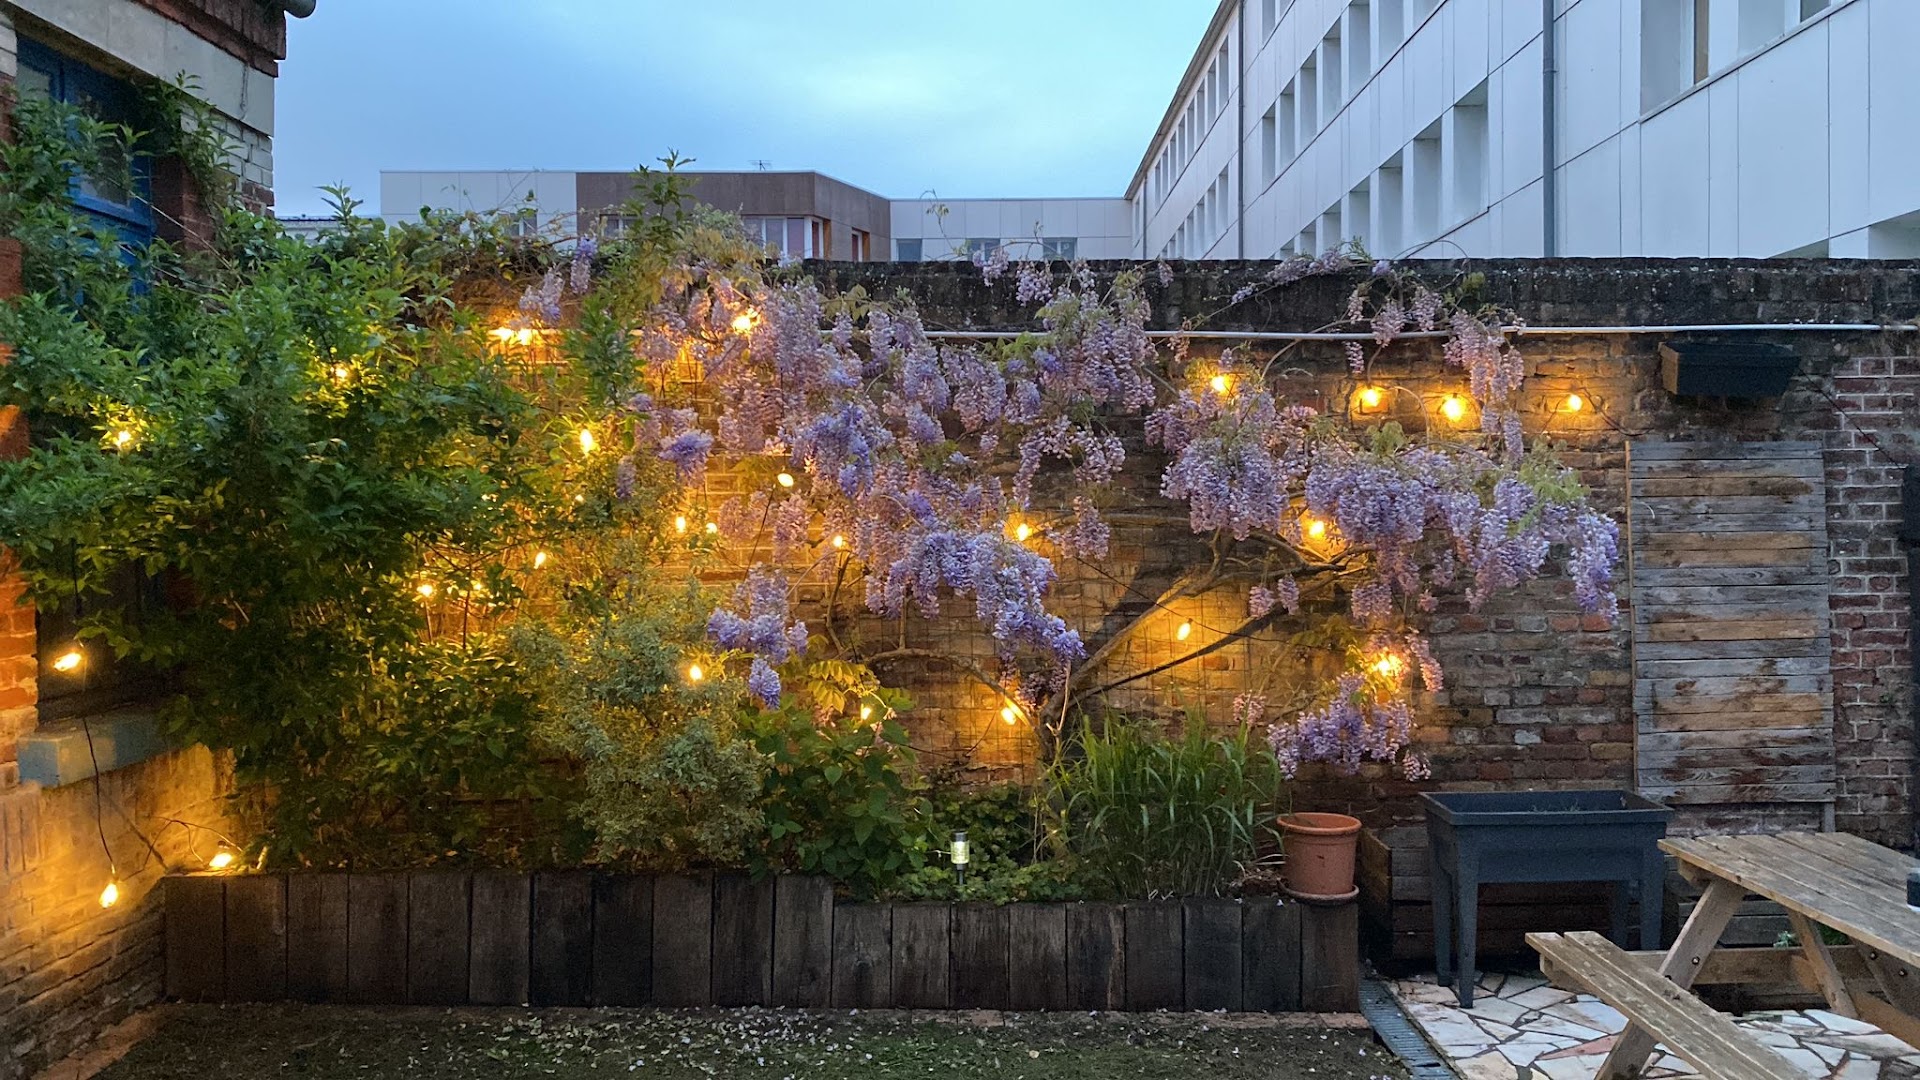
[275,1,1215,217]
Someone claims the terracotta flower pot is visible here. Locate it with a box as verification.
[1278,811,1362,902]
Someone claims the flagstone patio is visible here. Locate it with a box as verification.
[1388,970,1920,1080]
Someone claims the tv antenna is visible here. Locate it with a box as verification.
[750,159,773,172]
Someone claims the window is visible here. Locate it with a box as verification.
[505,206,538,238]
[1041,237,1077,261]
[594,210,636,237]
[1378,0,1405,56]
[1348,1,1373,88]
[1409,120,1442,244]
[1640,0,1706,109]
[1376,153,1405,256]
[1263,0,1278,38]
[1345,180,1371,250]
[17,38,154,249]
[1216,167,1231,240]
[1739,0,1786,55]
[743,216,825,258]
[966,238,999,261]
[1260,107,1278,185]
[895,238,923,262]
[1800,0,1829,18]
[849,229,871,261]
[1299,57,1319,136]
[1321,202,1344,250]
[1451,81,1489,224]
[1278,82,1297,164]
[1320,28,1343,125]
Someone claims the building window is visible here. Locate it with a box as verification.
[593,210,636,237]
[16,38,155,249]
[849,229,871,261]
[743,216,824,259]
[1642,0,1707,109]
[1800,0,1828,18]
[966,238,999,261]
[1451,81,1489,225]
[505,206,539,238]
[895,238,923,262]
[1261,107,1278,185]
[1408,120,1442,244]
[1040,238,1077,261]
[1262,0,1278,38]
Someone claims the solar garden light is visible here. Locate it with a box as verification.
[951,830,969,887]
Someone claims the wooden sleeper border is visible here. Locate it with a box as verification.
[165,872,1360,1012]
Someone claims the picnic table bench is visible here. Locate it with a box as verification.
[1529,831,1920,1080]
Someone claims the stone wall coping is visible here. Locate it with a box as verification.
[17,706,170,787]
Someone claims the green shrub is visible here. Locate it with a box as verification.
[1048,716,1283,899]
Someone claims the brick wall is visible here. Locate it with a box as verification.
[130,0,286,73]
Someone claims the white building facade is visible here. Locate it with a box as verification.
[888,198,1134,262]
[1132,0,1920,260]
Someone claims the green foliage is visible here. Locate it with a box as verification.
[743,692,929,898]
[891,781,1083,903]
[1047,715,1283,900]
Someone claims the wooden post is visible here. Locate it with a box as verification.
[530,871,593,1006]
[1242,898,1303,1011]
[831,904,892,1008]
[1183,899,1243,1011]
[592,874,653,1006]
[346,874,408,1004]
[223,875,286,1002]
[406,872,470,1005]
[287,874,348,1003]
[891,903,952,1009]
[166,875,226,1002]
[712,875,774,1006]
[1598,877,1743,1080]
[1124,902,1183,1010]
[1301,901,1360,1011]
[771,876,834,1007]
[951,903,1010,1009]
[468,872,530,1005]
[651,873,714,1006]
[1066,903,1125,1011]
[1008,903,1070,1010]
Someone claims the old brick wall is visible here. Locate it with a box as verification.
[806,260,1920,849]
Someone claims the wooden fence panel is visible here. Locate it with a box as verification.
[286,874,348,1002]
[1007,903,1069,1010]
[469,872,530,1005]
[407,872,470,1005]
[1066,903,1125,1011]
[166,876,225,1003]
[1124,902,1183,1010]
[950,903,1009,1009]
[891,904,951,1009]
[1183,900,1242,1011]
[1301,902,1360,1011]
[530,871,593,1006]
[223,875,285,1002]
[712,875,773,1006]
[651,874,713,1006]
[831,904,891,1008]
[346,874,408,1004]
[772,875,834,1007]
[1242,898,1303,1011]
[592,874,653,1006]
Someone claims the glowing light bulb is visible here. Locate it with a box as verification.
[1358,386,1383,410]
[112,429,133,448]
[687,663,705,683]
[1014,522,1032,542]
[533,551,550,570]
[1304,517,1329,541]
[415,582,436,599]
[705,522,719,535]
[515,328,535,346]
[52,648,83,673]
[330,364,352,381]
[859,705,873,720]
[99,880,119,908]
[731,310,758,333]
[1000,705,1019,725]
[1372,654,1406,679]
[674,515,688,534]
[1440,395,1468,424]
[1210,373,1233,395]
[831,534,847,550]
[1565,393,1586,413]
[490,327,516,342]
[577,428,598,455]
[208,849,236,871]
[1175,620,1193,642]
[777,472,795,489]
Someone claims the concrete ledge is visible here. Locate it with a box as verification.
[17,709,170,787]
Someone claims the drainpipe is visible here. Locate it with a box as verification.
[1237,0,1249,260]
[1540,0,1557,256]
[1903,468,1920,849]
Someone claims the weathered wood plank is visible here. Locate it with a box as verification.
[1629,440,1822,464]
[1632,709,1829,733]
[1634,636,1828,660]
[223,875,286,1003]
[406,872,470,1006]
[772,875,833,1007]
[1641,783,1838,804]
[1643,691,1830,715]
[1243,899,1303,1011]
[1065,903,1125,1011]
[286,874,348,1003]
[1006,903,1069,1011]
[1637,745,1834,770]
[1300,902,1360,1011]
[1634,548,1824,571]
[1183,900,1242,1011]
[346,874,408,1004]
[713,875,774,1006]
[1635,727,1830,752]
[831,904,891,1008]
[951,903,1009,1009]
[1124,902,1182,1011]
[1639,620,1825,644]
[166,876,226,1003]
[891,903,951,1009]
[651,873,713,1007]
[1635,655,1830,680]
[530,871,593,1006]
[592,874,652,1006]
[468,872,530,1005]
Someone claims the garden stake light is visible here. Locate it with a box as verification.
[950,830,969,887]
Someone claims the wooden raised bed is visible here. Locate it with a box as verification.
[164,871,1360,1012]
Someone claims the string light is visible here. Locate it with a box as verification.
[533,551,550,570]
[1372,653,1406,679]
[687,663,705,683]
[831,534,847,549]
[1439,395,1469,424]
[1013,522,1032,542]
[674,515,689,534]
[1564,392,1586,413]
[705,522,719,535]
[1175,620,1193,641]
[515,328,535,346]
[98,879,120,908]
[208,848,237,871]
[577,428,598,455]
[776,472,796,489]
[415,582,436,599]
[112,429,133,448]
[731,309,758,334]
[859,705,873,720]
[330,364,352,382]
[1358,386,1384,411]
[52,647,84,673]
[1000,704,1019,725]
[1209,373,1233,395]
[1303,516,1329,541]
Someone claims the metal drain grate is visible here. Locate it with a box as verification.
[1358,978,1458,1080]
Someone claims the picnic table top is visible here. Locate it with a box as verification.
[1661,832,1920,970]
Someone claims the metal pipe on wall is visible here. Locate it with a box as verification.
[1237,0,1249,259]
[1542,0,1558,257]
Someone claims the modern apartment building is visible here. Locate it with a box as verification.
[381,169,1134,262]
[1133,0,1920,259]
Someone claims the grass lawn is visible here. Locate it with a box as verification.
[99,1005,1406,1079]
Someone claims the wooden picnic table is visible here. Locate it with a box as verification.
[1595,831,1920,1080]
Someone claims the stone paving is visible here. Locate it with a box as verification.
[1389,970,1920,1080]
